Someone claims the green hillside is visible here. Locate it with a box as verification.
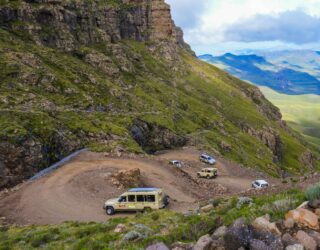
[0,0,319,189]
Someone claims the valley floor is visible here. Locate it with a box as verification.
[260,86,320,145]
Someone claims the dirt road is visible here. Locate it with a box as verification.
[0,147,277,225]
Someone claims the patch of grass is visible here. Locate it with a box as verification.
[215,189,305,225]
[305,182,320,201]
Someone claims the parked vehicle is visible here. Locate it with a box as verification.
[200,153,216,165]
[169,160,182,167]
[103,188,169,215]
[197,168,218,179]
[252,180,269,189]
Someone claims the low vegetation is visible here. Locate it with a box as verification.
[0,189,306,249]
[305,182,320,201]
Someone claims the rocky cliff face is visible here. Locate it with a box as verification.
[0,0,185,51]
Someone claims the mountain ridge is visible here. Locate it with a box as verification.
[199,52,320,95]
[0,0,319,189]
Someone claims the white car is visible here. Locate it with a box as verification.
[200,154,216,165]
[252,180,269,189]
[169,160,182,168]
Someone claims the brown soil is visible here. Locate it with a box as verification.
[0,147,286,225]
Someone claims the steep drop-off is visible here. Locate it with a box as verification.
[0,0,319,189]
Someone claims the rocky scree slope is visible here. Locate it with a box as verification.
[0,0,319,189]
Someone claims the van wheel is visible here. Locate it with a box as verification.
[206,176,211,179]
[164,195,170,206]
[106,206,115,215]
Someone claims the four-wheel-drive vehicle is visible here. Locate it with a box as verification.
[200,153,216,165]
[197,168,218,179]
[169,160,182,168]
[252,180,269,189]
[103,188,170,215]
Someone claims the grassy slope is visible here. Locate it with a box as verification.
[0,25,319,176]
[260,87,320,146]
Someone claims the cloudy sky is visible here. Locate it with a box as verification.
[165,0,320,55]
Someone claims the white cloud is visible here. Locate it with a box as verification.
[167,0,320,54]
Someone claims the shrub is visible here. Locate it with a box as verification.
[151,213,160,221]
[305,183,320,201]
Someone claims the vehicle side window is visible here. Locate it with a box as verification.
[146,195,155,202]
[128,195,135,202]
[119,196,127,202]
[137,195,145,202]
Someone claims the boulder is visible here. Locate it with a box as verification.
[134,224,152,237]
[251,228,283,249]
[114,223,127,233]
[224,218,252,250]
[194,234,213,250]
[308,200,320,209]
[295,230,317,250]
[251,216,281,235]
[146,242,169,250]
[282,233,298,247]
[286,244,304,250]
[284,218,295,229]
[111,168,142,188]
[123,231,143,241]
[249,239,268,250]
[237,197,253,209]
[212,226,227,239]
[211,239,225,250]
[200,204,214,213]
[307,230,320,247]
[315,209,320,217]
[171,242,194,250]
[285,208,319,230]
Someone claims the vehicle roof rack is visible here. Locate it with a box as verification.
[128,188,161,192]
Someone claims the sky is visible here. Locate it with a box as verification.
[165,0,320,55]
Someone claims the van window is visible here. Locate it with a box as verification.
[137,195,145,202]
[119,196,127,202]
[128,195,135,202]
[146,195,155,202]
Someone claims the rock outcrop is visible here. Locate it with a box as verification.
[111,168,143,188]
[244,126,283,161]
[0,0,186,52]
[130,120,187,153]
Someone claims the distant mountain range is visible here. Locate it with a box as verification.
[199,51,320,95]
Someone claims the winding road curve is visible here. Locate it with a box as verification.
[0,148,277,225]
